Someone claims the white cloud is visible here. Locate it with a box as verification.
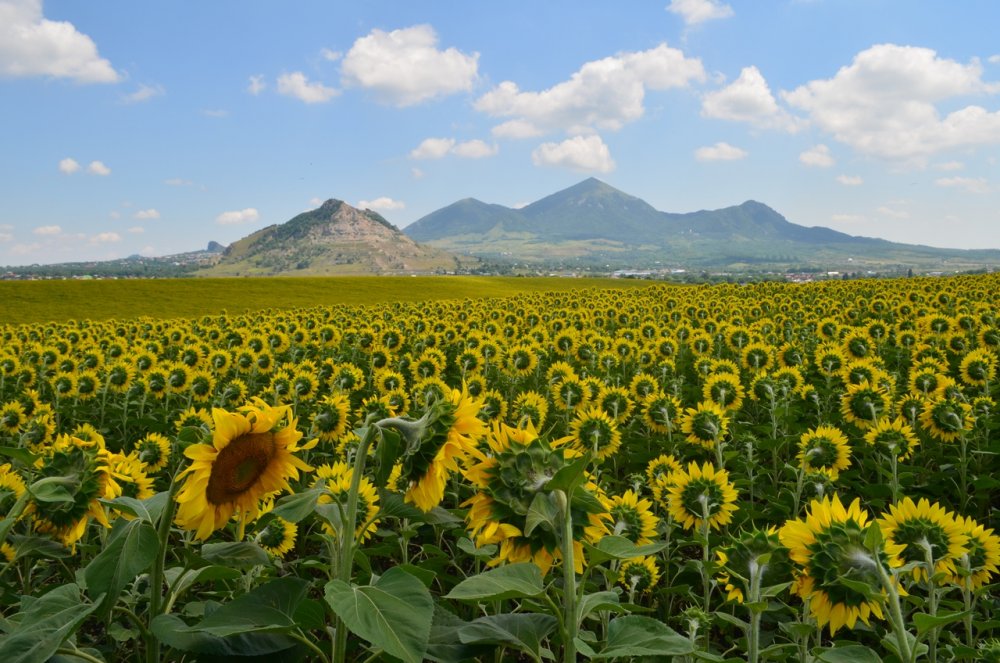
[667,0,734,26]
[86,160,111,176]
[247,74,266,95]
[122,83,164,104]
[164,178,193,186]
[451,139,498,159]
[702,66,803,132]
[531,135,615,173]
[934,160,964,171]
[341,24,478,106]
[836,174,863,186]
[58,157,80,174]
[877,205,910,219]
[215,208,260,225]
[989,55,1000,65]
[410,137,456,160]
[133,208,160,220]
[33,224,61,235]
[0,0,119,83]
[783,44,1000,160]
[308,197,324,207]
[277,71,338,104]
[491,119,543,139]
[357,197,405,212]
[799,144,835,167]
[476,43,705,135]
[91,231,121,243]
[320,48,341,62]
[0,232,12,242]
[935,176,989,193]
[694,141,747,161]
[127,226,144,234]
[0,223,12,230]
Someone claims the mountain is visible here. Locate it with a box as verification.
[403,178,1000,271]
[200,199,470,277]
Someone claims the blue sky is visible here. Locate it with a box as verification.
[3,0,1000,264]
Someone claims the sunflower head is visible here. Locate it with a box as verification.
[681,401,729,450]
[948,516,1000,589]
[666,461,739,531]
[919,396,974,443]
[796,425,851,480]
[878,497,968,582]
[569,406,621,461]
[863,418,919,461]
[618,556,661,594]
[602,489,659,545]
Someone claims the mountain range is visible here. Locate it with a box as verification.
[404,178,1000,271]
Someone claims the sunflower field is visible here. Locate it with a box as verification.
[1,274,999,663]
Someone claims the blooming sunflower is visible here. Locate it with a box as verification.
[796,425,852,480]
[948,515,1000,589]
[597,386,634,424]
[779,494,904,635]
[135,433,172,473]
[0,462,27,502]
[878,497,968,582]
[702,373,744,412]
[311,394,352,444]
[666,462,739,531]
[617,556,661,595]
[863,418,919,461]
[602,489,658,545]
[0,401,26,435]
[840,380,890,430]
[509,390,549,429]
[400,387,486,512]
[642,393,682,435]
[174,399,314,540]
[569,406,621,461]
[680,401,729,450]
[462,422,608,575]
[27,444,119,551]
[919,395,974,443]
[256,515,298,557]
[312,462,380,542]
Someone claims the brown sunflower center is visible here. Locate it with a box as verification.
[206,432,276,504]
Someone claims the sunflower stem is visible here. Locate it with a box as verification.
[332,424,379,663]
[877,562,913,663]
[146,477,179,663]
[556,488,578,663]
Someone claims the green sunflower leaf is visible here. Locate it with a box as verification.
[458,613,557,660]
[0,583,99,663]
[178,576,310,637]
[592,615,693,659]
[268,487,325,523]
[444,563,545,602]
[584,535,667,565]
[373,425,402,489]
[524,491,561,536]
[26,476,76,503]
[84,517,159,620]
[545,454,591,496]
[913,610,971,635]
[816,644,882,663]
[325,566,433,663]
[200,541,271,569]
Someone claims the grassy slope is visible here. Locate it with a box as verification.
[0,276,654,325]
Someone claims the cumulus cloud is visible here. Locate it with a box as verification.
[409,137,498,160]
[491,119,544,139]
[877,205,910,219]
[702,66,803,132]
[33,224,61,235]
[0,0,119,83]
[450,139,498,159]
[122,83,164,104]
[476,43,705,135]
[0,232,12,243]
[58,157,80,174]
[935,176,989,193]
[667,0,734,26]
[277,71,338,104]
[783,44,1000,160]
[133,208,160,220]
[836,174,863,186]
[247,74,266,95]
[799,144,834,167]
[410,137,455,160]
[86,160,111,176]
[531,135,615,173]
[215,208,260,225]
[357,197,405,212]
[341,24,478,106]
[91,231,121,243]
[934,160,964,171]
[694,141,747,161]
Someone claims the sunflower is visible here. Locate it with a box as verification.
[741,341,773,372]
[569,406,621,461]
[174,399,314,540]
[509,390,549,429]
[863,418,920,461]
[919,395,973,443]
[948,515,1000,589]
[175,406,214,434]
[628,373,660,401]
[840,380,890,430]
[103,362,135,394]
[959,348,996,387]
[715,528,792,603]
[462,422,608,575]
[617,556,661,594]
[313,462,380,542]
[0,401,26,435]
[666,462,739,531]
[400,386,486,512]
[312,394,351,444]
[256,515,298,557]
[680,401,729,450]
[551,375,589,412]
[110,453,156,503]
[909,366,945,397]
[878,497,968,582]
[796,425,852,480]
[702,373,744,412]
[26,444,118,551]
[504,343,539,377]
[478,389,508,425]
[779,494,904,635]
[0,462,27,502]
[642,393,681,435]
[136,432,172,473]
[603,490,658,545]
[597,385,634,423]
